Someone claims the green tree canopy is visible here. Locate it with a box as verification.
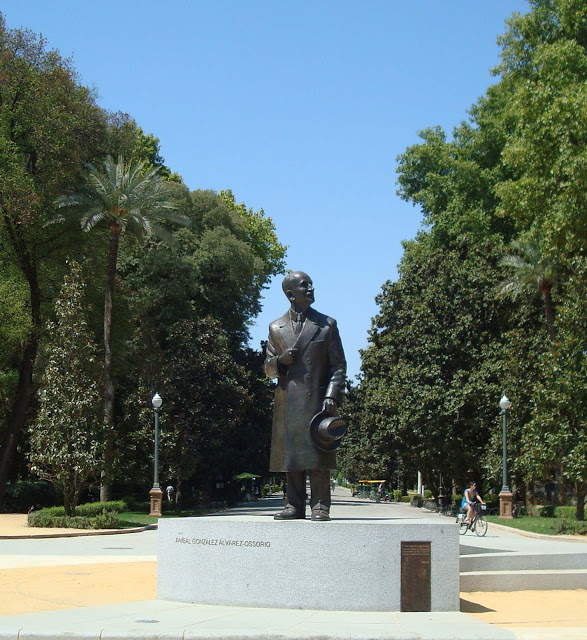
[29,262,102,516]
[51,155,189,501]
[0,14,108,501]
[354,0,586,517]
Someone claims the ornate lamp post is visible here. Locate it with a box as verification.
[498,395,513,519]
[149,393,163,517]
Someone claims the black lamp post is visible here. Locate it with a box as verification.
[498,395,514,519]
[149,393,163,517]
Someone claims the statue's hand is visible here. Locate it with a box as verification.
[322,398,337,416]
[279,348,298,366]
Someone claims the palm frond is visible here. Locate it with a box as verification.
[53,154,188,244]
[497,279,523,299]
[498,254,528,270]
[497,237,561,300]
[80,210,108,232]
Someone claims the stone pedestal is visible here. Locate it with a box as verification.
[149,487,163,517]
[499,489,514,519]
[157,516,459,612]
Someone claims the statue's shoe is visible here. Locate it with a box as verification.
[310,507,331,521]
[274,505,305,520]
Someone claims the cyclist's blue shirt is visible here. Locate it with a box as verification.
[461,489,477,508]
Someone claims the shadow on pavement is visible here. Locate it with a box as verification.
[460,598,496,613]
[460,544,509,555]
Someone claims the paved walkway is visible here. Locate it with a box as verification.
[0,489,585,639]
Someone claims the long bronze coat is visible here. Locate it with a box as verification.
[264,307,346,472]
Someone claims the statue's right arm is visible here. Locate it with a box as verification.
[264,331,282,379]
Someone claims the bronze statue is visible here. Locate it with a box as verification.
[265,271,346,521]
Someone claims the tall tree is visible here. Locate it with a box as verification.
[355,0,586,508]
[51,155,189,501]
[518,258,587,520]
[357,234,509,492]
[494,0,587,262]
[0,14,107,502]
[28,262,102,515]
[114,188,286,497]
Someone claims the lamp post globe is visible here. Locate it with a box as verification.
[499,394,514,519]
[149,393,163,517]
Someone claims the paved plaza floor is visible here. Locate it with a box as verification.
[0,488,585,639]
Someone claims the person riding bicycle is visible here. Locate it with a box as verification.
[461,481,485,524]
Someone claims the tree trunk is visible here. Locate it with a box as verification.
[525,481,536,508]
[63,488,73,517]
[0,257,41,504]
[175,478,182,512]
[100,223,121,503]
[0,339,38,502]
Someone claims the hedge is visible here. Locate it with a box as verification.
[27,500,127,529]
[28,508,119,529]
[30,500,127,518]
[539,505,576,519]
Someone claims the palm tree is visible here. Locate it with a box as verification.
[498,239,559,342]
[52,155,190,500]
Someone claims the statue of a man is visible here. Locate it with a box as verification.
[265,271,346,521]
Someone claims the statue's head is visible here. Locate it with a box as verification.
[282,271,314,311]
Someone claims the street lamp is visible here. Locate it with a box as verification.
[498,395,514,519]
[149,393,163,517]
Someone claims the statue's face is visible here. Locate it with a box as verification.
[287,272,314,309]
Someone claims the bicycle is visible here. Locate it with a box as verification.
[456,503,488,536]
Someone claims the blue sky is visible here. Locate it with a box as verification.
[3,1,528,379]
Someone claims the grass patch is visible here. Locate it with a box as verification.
[117,509,194,528]
[117,507,224,528]
[486,515,586,536]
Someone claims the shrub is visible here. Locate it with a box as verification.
[555,506,577,519]
[540,505,556,518]
[27,500,125,529]
[261,484,271,497]
[28,509,119,529]
[423,489,433,499]
[77,500,127,516]
[393,490,402,502]
[411,496,423,508]
[556,519,587,535]
[121,495,138,510]
[538,505,577,519]
[92,509,119,529]
[28,511,90,529]
[28,500,126,518]
[401,495,411,502]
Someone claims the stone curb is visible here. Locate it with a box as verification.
[0,524,158,540]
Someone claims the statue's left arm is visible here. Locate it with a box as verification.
[324,319,346,408]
